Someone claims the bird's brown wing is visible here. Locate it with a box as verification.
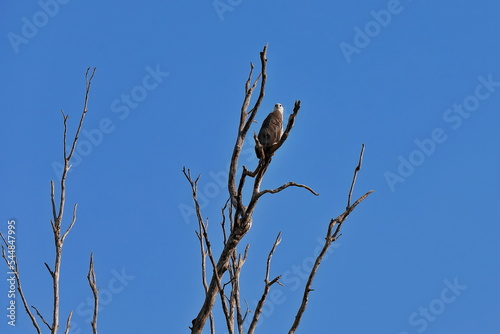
[258,110,283,147]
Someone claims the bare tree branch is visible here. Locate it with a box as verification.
[63,311,73,334]
[49,67,96,334]
[32,305,52,330]
[189,46,319,333]
[195,219,215,333]
[87,253,99,334]
[0,67,97,334]
[184,168,228,333]
[248,232,283,334]
[288,144,373,334]
[258,182,319,198]
[190,46,270,333]
[347,143,365,209]
[230,244,249,334]
[44,262,55,277]
[61,203,78,242]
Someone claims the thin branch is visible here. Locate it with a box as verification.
[258,182,319,198]
[231,244,249,334]
[347,143,365,209]
[87,253,98,334]
[242,299,250,326]
[32,305,52,330]
[184,168,230,332]
[194,217,215,333]
[44,262,55,277]
[50,180,57,222]
[50,67,96,334]
[63,311,73,334]
[221,198,230,246]
[61,203,78,242]
[66,67,96,163]
[248,233,283,334]
[288,144,373,334]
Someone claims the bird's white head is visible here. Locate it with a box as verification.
[274,103,284,114]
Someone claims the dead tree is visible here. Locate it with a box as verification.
[184,45,373,333]
[0,68,100,334]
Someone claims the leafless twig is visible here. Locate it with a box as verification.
[248,232,283,334]
[288,144,373,334]
[347,143,365,209]
[63,311,73,334]
[48,67,96,334]
[87,253,99,334]
[183,168,226,333]
[0,67,97,334]
[32,305,51,330]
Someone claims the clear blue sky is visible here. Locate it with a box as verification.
[1,0,499,333]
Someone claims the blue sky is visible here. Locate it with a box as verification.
[1,0,499,333]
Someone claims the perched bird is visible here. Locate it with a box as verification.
[255,103,284,160]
